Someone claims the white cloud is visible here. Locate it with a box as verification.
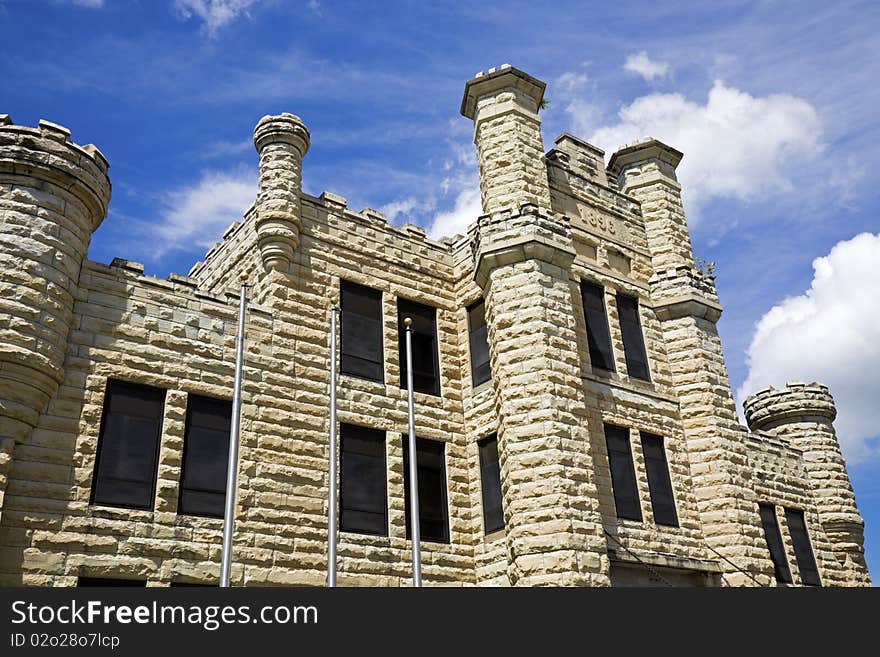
[556,71,588,94]
[201,139,253,159]
[378,197,427,225]
[623,51,670,81]
[65,0,104,6]
[427,187,481,240]
[174,0,260,36]
[586,81,823,220]
[154,168,257,254]
[737,232,880,464]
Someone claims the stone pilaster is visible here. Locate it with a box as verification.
[461,65,551,215]
[253,113,310,273]
[744,383,871,586]
[0,116,111,524]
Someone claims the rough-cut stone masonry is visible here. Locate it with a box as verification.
[0,66,870,586]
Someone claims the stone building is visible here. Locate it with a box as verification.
[0,65,870,587]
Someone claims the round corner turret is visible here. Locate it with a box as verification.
[743,381,836,433]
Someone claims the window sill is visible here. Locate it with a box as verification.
[483,528,506,544]
[471,379,493,397]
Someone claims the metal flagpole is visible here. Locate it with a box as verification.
[220,274,249,587]
[404,317,422,587]
[327,301,340,587]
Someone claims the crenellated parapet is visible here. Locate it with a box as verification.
[469,202,574,289]
[743,381,837,431]
[253,113,310,273]
[744,382,870,585]
[649,264,721,322]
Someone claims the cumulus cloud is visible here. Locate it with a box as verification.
[378,197,427,225]
[586,81,823,220]
[154,168,257,255]
[737,232,880,464]
[174,0,260,36]
[427,187,481,240]
[623,51,670,81]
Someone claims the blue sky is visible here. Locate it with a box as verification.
[2,0,878,581]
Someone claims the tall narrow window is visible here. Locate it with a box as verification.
[641,433,678,527]
[340,281,384,383]
[467,299,491,387]
[759,504,792,584]
[604,424,642,521]
[91,380,165,510]
[402,437,449,543]
[616,293,650,381]
[340,424,387,536]
[478,434,504,534]
[785,508,821,586]
[398,298,440,396]
[580,281,615,372]
[179,395,231,518]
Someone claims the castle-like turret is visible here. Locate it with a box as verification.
[744,382,870,585]
[463,67,608,586]
[607,137,768,585]
[0,116,111,519]
[253,113,310,272]
[462,64,551,215]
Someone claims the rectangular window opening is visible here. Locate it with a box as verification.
[340,424,388,536]
[402,437,449,543]
[467,299,491,388]
[641,433,678,527]
[478,434,504,534]
[398,298,440,396]
[604,424,642,521]
[91,380,165,511]
[340,281,384,383]
[785,508,821,586]
[759,503,793,584]
[581,281,615,372]
[616,293,650,381]
[179,394,232,518]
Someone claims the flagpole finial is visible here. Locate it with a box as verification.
[239,272,249,283]
[404,317,413,328]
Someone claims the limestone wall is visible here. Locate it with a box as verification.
[0,68,871,587]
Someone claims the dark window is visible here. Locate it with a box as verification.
[179,395,232,518]
[398,298,440,396]
[77,577,146,587]
[580,281,615,372]
[641,433,678,527]
[616,293,650,381]
[478,435,504,534]
[91,380,165,510]
[759,504,792,584]
[785,508,821,586]
[340,424,387,536]
[604,424,642,521]
[467,300,491,387]
[402,437,449,543]
[340,281,384,383]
